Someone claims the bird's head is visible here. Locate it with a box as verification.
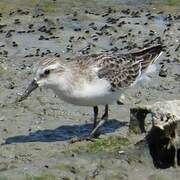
[17,57,66,102]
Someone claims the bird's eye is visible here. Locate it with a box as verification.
[44,69,50,75]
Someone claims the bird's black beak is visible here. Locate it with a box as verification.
[17,79,38,102]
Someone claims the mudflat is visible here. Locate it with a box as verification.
[0,0,180,179]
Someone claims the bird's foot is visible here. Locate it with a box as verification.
[69,130,101,144]
[69,119,105,144]
[69,136,97,144]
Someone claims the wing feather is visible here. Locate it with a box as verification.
[75,44,162,91]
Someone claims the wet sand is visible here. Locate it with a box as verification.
[0,0,180,179]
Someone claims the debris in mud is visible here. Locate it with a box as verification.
[130,100,180,168]
[159,64,168,77]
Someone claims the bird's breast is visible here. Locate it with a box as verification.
[51,78,120,106]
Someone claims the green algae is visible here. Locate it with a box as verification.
[86,136,129,153]
[24,173,57,180]
[63,136,130,155]
[0,0,56,13]
[55,163,79,175]
[41,1,57,13]
[0,177,8,180]
[55,163,72,171]
[166,0,180,6]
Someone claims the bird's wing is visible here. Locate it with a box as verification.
[131,44,162,72]
[97,54,142,90]
[97,44,163,90]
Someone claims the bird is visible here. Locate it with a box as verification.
[17,44,163,141]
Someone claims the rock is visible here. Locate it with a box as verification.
[159,64,168,77]
[129,100,180,168]
[5,30,12,38]
[14,19,21,24]
[12,41,18,47]
[74,28,81,32]
[38,35,49,40]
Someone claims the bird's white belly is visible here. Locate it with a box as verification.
[56,89,119,106]
[51,78,120,106]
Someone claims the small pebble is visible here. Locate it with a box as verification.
[5,31,12,38]
[38,35,49,40]
[12,41,18,47]
[159,64,168,77]
[74,27,81,32]
[14,19,21,24]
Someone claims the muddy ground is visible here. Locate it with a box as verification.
[0,0,180,179]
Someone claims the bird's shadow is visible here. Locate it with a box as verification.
[4,119,127,144]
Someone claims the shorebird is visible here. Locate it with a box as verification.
[18,44,163,140]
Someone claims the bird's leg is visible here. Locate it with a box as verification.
[89,104,109,138]
[69,106,99,143]
[101,104,109,120]
[93,106,98,128]
[69,105,108,143]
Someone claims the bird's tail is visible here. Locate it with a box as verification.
[132,44,163,72]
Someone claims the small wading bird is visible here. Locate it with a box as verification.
[17,44,163,141]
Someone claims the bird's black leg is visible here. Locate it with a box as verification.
[101,104,109,120]
[69,106,99,143]
[89,104,109,138]
[69,105,108,143]
[93,106,98,128]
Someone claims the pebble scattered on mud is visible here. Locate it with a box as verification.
[0,0,180,179]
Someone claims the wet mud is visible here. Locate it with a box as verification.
[0,0,180,179]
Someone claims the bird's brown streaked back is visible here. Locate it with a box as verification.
[73,44,163,90]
